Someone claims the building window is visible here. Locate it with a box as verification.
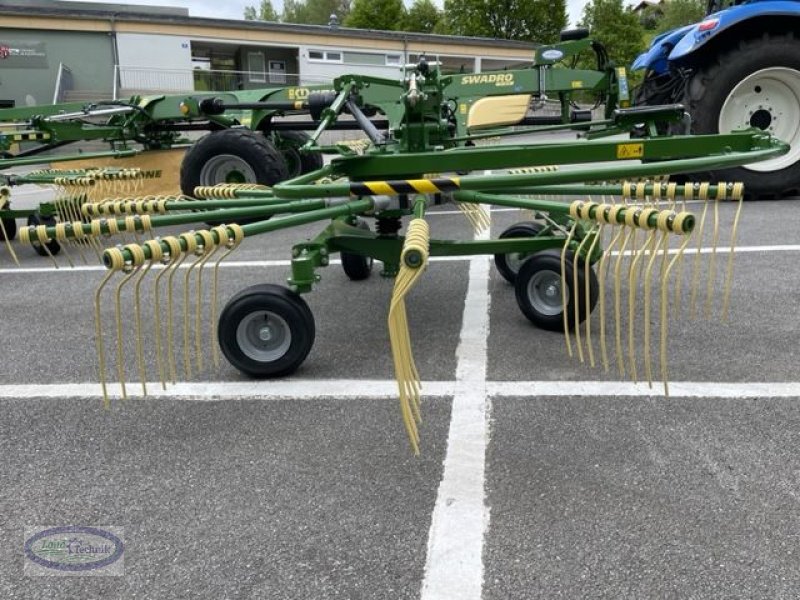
[308,49,343,63]
[269,60,286,84]
[386,54,401,66]
[248,52,266,83]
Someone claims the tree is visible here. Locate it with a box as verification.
[244,0,279,21]
[403,0,443,34]
[579,0,645,70]
[282,0,351,25]
[637,4,663,30]
[345,0,405,30]
[442,0,566,43]
[657,0,706,32]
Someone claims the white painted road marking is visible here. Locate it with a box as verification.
[1,380,799,400]
[0,255,472,275]
[2,244,800,275]
[421,215,491,600]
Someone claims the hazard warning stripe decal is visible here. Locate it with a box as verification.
[350,177,461,196]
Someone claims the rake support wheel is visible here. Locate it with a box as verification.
[218,284,315,378]
[494,221,545,283]
[515,249,598,332]
[26,213,60,257]
[340,218,374,281]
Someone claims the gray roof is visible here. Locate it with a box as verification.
[0,0,538,50]
[0,0,188,17]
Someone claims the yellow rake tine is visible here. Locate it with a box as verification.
[180,232,200,379]
[661,235,694,397]
[194,230,219,373]
[660,212,694,397]
[583,223,603,369]
[0,219,20,266]
[388,217,429,454]
[625,208,658,383]
[560,220,579,358]
[571,226,592,364]
[94,262,120,408]
[721,183,745,321]
[166,237,190,385]
[147,239,169,391]
[688,183,710,317]
[703,184,723,318]
[596,204,625,372]
[114,258,141,401]
[53,223,75,268]
[642,226,666,388]
[612,224,633,378]
[673,183,693,305]
[210,224,244,370]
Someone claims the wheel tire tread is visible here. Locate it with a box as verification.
[681,32,800,196]
[218,283,315,378]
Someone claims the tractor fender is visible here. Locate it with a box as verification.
[632,2,800,74]
[631,26,693,74]
[670,1,800,61]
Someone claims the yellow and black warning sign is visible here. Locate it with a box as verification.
[616,143,644,159]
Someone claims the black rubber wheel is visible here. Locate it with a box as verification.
[180,128,289,195]
[180,129,289,225]
[272,131,324,179]
[26,213,60,257]
[494,221,545,284]
[218,283,315,378]
[341,219,373,281]
[631,71,684,138]
[0,216,16,241]
[514,249,598,332]
[680,33,800,196]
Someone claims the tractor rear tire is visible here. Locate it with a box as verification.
[680,33,800,197]
[180,129,289,197]
[218,283,315,378]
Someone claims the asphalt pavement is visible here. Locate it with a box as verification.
[1,176,799,599]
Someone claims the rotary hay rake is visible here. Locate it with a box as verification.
[0,165,163,263]
[3,61,788,453]
[0,28,642,265]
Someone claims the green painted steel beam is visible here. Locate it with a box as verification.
[325,131,785,181]
[271,133,786,200]
[0,149,138,169]
[91,198,375,267]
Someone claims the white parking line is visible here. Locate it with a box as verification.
[0,255,470,275]
[1,380,799,400]
[421,219,491,599]
[0,380,454,400]
[488,380,800,398]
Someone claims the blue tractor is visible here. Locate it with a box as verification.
[633,0,800,196]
